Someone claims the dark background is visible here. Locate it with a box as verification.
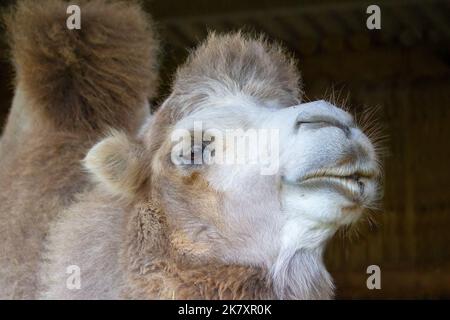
[1,0,449,298]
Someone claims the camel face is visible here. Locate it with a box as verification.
[146,96,380,267]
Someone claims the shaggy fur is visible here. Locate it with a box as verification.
[41,194,274,299]
[168,31,302,121]
[120,200,273,300]
[4,0,158,132]
[0,0,159,299]
[39,189,126,299]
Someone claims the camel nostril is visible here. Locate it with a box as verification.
[295,118,351,138]
[295,120,313,131]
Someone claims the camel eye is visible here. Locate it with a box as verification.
[170,132,214,167]
[190,140,212,166]
[190,144,204,165]
[184,133,208,166]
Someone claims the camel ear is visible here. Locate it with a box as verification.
[84,131,148,198]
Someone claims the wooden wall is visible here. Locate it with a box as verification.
[0,0,449,299]
[318,51,450,299]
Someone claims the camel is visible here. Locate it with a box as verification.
[39,30,381,299]
[0,0,381,300]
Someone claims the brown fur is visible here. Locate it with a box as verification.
[165,31,302,122]
[0,132,91,299]
[38,188,127,299]
[0,0,159,299]
[83,130,150,198]
[4,0,159,132]
[120,202,274,299]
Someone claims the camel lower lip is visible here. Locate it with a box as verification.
[303,176,365,200]
[282,175,367,203]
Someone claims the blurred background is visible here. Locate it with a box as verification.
[1,0,449,298]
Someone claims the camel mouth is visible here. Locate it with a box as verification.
[283,165,378,204]
[301,165,378,182]
[302,175,367,202]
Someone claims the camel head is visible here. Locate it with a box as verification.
[84,33,381,299]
